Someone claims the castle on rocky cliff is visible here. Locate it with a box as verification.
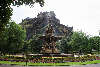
[20,11,73,40]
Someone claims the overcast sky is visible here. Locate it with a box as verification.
[11,0,100,36]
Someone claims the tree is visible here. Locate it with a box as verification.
[0,0,44,54]
[12,0,44,7]
[27,34,42,53]
[0,0,12,32]
[88,37,94,53]
[0,28,8,55]
[8,22,26,53]
[0,0,44,32]
[89,36,100,53]
[69,31,89,54]
[59,36,72,53]
[0,21,26,54]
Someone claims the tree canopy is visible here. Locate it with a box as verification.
[88,36,100,53]
[68,31,89,54]
[0,21,26,54]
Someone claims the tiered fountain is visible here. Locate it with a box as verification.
[40,19,61,54]
[27,19,73,63]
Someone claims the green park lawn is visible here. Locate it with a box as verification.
[0,60,100,66]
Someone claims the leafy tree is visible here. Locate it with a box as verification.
[0,21,26,54]
[27,34,42,53]
[12,0,44,7]
[0,0,12,32]
[69,31,89,54]
[0,0,44,54]
[59,36,72,53]
[89,36,100,53]
[8,22,26,53]
[0,28,8,55]
[88,37,94,53]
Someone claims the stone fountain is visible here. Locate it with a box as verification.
[40,19,61,54]
[27,19,73,63]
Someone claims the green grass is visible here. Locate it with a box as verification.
[0,60,100,66]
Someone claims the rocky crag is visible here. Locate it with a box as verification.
[20,11,73,40]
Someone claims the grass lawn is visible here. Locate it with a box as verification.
[0,60,100,66]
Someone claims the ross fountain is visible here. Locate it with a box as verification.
[27,19,73,63]
[40,19,62,54]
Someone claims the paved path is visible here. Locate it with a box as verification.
[0,64,100,67]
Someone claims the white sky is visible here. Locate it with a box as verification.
[11,0,100,36]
